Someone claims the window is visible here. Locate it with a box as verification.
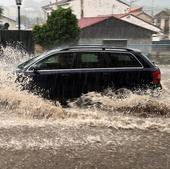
[75,52,141,68]
[18,55,40,69]
[164,19,169,33]
[76,53,101,68]
[156,19,161,27]
[33,52,141,70]
[104,52,142,67]
[33,53,75,70]
[81,53,98,63]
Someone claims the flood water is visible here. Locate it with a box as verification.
[0,47,170,169]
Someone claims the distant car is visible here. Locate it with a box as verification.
[16,46,162,102]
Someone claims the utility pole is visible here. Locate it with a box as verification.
[80,0,84,18]
[151,0,154,17]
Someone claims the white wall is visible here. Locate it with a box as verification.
[82,0,129,18]
[122,15,160,33]
[0,16,16,30]
[43,0,130,19]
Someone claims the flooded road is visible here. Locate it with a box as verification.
[0,125,170,169]
[0,48,170,169]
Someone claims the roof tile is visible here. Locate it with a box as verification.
[78,16,112,29]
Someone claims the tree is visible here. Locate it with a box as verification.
[33,7,80,48]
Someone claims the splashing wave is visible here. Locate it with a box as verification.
[0,46,170,133]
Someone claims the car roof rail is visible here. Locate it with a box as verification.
[60,45,134,52]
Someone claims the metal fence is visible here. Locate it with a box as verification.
[128,43,170,64]
[0,30,34,54]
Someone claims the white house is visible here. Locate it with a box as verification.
[154,11,170,39]
[42,0,130,20]
[0,15,16,30]
[119,14,160,33]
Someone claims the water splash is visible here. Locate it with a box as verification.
[0,45,65,119]
[0,43,29,69]
[0,45,170,133]
[69,91,170,117]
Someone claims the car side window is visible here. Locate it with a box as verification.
[32,53,76,70]
[75,52,103,68]
[104,52,142,67]
[74,52,141,68]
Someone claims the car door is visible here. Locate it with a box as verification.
[74,52,103,93]
[102,52,143,90]
[26,52,76,100]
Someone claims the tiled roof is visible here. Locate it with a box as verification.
[129,7,142,13]
[78,16,112,29]
[98,7,147,20]
[78,16,157,33]
[128,7,153,19]
[154,10,170,17]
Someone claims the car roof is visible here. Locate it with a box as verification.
[61,45,140,52]
[45,46,141,54]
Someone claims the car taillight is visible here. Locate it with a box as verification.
[152,70,161,84]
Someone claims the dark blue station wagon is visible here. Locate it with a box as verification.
[16,46,162,102]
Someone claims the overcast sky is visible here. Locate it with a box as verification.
[0,0,52,18]
[0,0,51,6]
[0,0,169,18]
[0,0,170,7]
[125,0,170,8]
[0,0,52,11]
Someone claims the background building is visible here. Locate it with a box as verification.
[118,12,160,33]
[42,0,130,20]
[128,7,153,23]
[154,10,170,39]
[0,15,16,30]
[78,16,156,54]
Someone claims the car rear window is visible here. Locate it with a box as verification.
[104,52,142,67]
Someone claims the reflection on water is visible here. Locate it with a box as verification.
[0,46,170,133]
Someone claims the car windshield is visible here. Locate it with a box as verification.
[17,54,45,69]
[17,49,62,69]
